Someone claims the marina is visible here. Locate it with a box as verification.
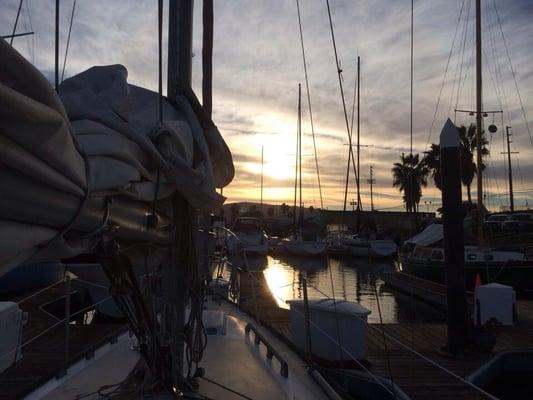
[1,0,533,398]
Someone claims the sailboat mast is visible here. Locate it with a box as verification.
[55,0,59,90]
[293,85,300,230]
[298,84,304,229]
[260,145,264,214]
[505,126,515,212]
[356,56,361,213]
[475,0,484,242]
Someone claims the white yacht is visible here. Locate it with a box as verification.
[226,217,269,256]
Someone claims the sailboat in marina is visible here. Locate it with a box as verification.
[333,56,397,259]
[397,0,533,293]
[276,84,327,257]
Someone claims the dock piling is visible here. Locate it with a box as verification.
[440,119,469,355]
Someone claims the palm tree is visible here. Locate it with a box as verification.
[458,124,488,205]
[422,124,488,205]
[422,143,442,191]
[392,153,429,213]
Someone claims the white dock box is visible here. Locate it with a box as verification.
[475,283,516,326]
[0,302,25,373]
[287,298,371,361]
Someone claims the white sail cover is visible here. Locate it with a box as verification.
[0,39,234,275]
[404,224,443,247]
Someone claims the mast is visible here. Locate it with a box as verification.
[298,84,304,230]
[410,0,414,156]
[260,145,264,214]
[55,0,59,90]
[475,0,484,242]
[166,0,194,386]
[167,0,193,98]
[505,126,516,212]
[356,56,361,215]
[367,165,375,211]
[293,85,300,231]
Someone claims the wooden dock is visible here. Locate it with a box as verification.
[236,270,533,400]
[0,280,127,399]
[381,271,474,309]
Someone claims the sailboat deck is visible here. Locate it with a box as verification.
[237,269,533,399]
[0,280,127,399]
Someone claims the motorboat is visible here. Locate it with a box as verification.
[226,217,269,256]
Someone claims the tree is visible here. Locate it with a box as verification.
[422,143,442,191]
[392,153,429,213]
[422,124,488,205]
[458,124,488,205]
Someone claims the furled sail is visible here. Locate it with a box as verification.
[0,39,234,275]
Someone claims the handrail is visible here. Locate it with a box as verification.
[245,323,288,378]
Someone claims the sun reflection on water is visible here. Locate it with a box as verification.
[261,255,443,324]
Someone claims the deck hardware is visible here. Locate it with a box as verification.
[245,323,288,378]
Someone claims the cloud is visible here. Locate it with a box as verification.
[2,0,532,211]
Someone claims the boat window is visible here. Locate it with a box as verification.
[431,250,444,260]
[413,248,422,258]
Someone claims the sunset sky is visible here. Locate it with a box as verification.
[3,0,533,212]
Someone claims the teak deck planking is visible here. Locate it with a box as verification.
[0,280,127,400]
[237,269,533,400]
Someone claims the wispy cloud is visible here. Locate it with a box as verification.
[2,0,532,211]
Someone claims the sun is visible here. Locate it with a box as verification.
[245,113,301,181]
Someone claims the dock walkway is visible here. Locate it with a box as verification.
[236,269,533,400]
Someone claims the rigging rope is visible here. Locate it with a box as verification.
[492,0,533,147]
[295,0,324,210]
[9,0,24,46]
[324,0,358,211]
[60,0,77,83]
[425,0,467,151]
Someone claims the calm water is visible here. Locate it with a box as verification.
[222,255,445,324]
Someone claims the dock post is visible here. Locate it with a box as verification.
[299,272,313,367]
[440,119,468,355]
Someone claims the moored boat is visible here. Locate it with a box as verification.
[343,235,397,259]
[276,231,327,257]
[226,217,269,256]
[399,224,533,293]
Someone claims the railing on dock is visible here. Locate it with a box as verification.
[245,322,289,378]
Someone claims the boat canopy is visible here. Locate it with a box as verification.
[404,224,443,247]
[0,39,234,274]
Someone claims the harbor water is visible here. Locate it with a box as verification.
[222,255,446,324]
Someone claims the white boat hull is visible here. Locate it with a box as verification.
[278,241,327,257]
[347,240,397,258]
